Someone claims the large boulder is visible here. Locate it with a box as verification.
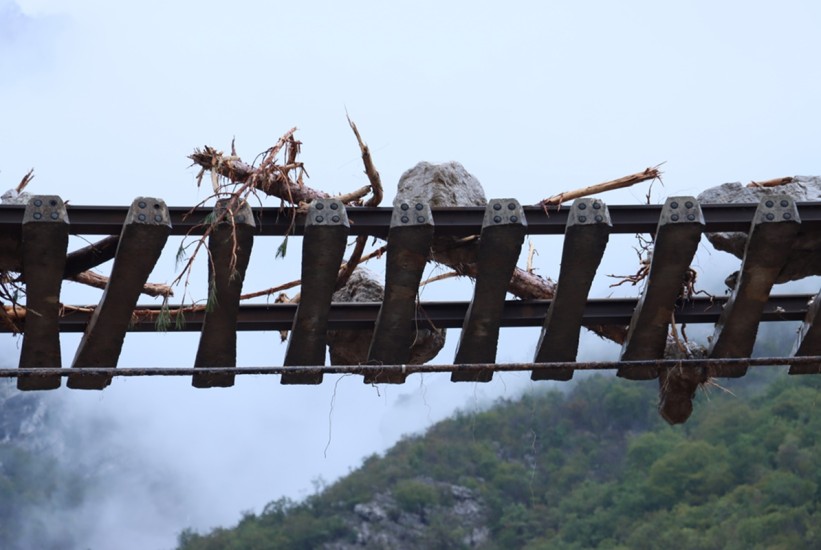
[395,161,487,267]
[326,268,446,366]
[697,176,821,283]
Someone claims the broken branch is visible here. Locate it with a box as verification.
[538,165,663,208]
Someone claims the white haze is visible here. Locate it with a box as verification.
[2,1,821,548]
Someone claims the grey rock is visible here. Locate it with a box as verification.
[395,161,486,267]
[697,176,821,282]
[0,189,31,204]
[324,480,487,550]
[326,268,446,366]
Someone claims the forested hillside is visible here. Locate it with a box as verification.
[177,367,821,549]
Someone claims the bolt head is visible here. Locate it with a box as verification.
[766,213,775,221]
[138,201,147,209]
[315,202,324,210]
[685,201,694,209]
[493,203,502,211]
[780,199,789,207]
[783,213,792,220]
[578,215,587,223]
[316,215,324,223]
[401,216,409,223]
[332,215,340,223]
[34,199,43,207]
[595,215,603,222]
[670,201,679,209]
[417,216,425,223]
[508,203,516,210]
[33,212,42,220]
[671,214,680,222]
[493,215,502,223]
[510,215,518,222]
[592,202,601,210]
[401,203,409,211]
[155,215,164,222]
[330,202,339,210]
[415,203,423,211]
[765,200,774,208]
[578,203,587,210]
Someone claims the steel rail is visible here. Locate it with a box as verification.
[3,294,812,333]
[1,355,819,379]
[3,203,821,237]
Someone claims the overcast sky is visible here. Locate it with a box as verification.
[3,1,821,548]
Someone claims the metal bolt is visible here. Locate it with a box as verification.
[670,201,679,209]
[595,215,603,222]
[415,203,424,211]
[671,214,680,221]
[780,200,789,207]
[687,214,696,221]
[508,203,516,210]
[315,202,324,210]
[332,215,341,223]
[685,201,694,209]
[783,213,792,220]
[766,213,775,221]
[493,203,502,211]
[510,215,518,222]
[578,215,587,223]
[33,212,42,220]
[765,200,774,208]
[138,201,147,209]
[34,199,43,207]
[401,203,409,211]
[493,216,502,223]
[578,203,587,210]
[401,216,409,223]
[50,212,59,220]
[316,215,324,223]
[593,202,601,210]
[155,215,163,222]
[138,213,147,222]
[417,216,425,223]
[330,202,339,210]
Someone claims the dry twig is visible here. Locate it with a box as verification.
[336,116,385,289]
[70,270,173,298]
[747,176,794,188]
[538,164,663,208]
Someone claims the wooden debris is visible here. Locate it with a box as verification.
[69,270,172,298]
[538,165,662,208]
[747,176,794,188]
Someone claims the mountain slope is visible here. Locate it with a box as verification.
[177,368,821,549]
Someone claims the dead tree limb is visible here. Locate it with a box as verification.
[538,165,663,208]
[63,235,120,278]
[69,270,172,298]
[747,176,794,188]
[336,116,385,290]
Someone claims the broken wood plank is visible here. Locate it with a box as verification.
[789,291,821,375]
[192,199,255,388]
[281,199,349,384]
[366,201,434,384]
[533,198,611,381]
[619,197,704,380]
[452,199,526,382]
[68,198,171,389]
[18,196,68,390]
[710,195,800,377]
